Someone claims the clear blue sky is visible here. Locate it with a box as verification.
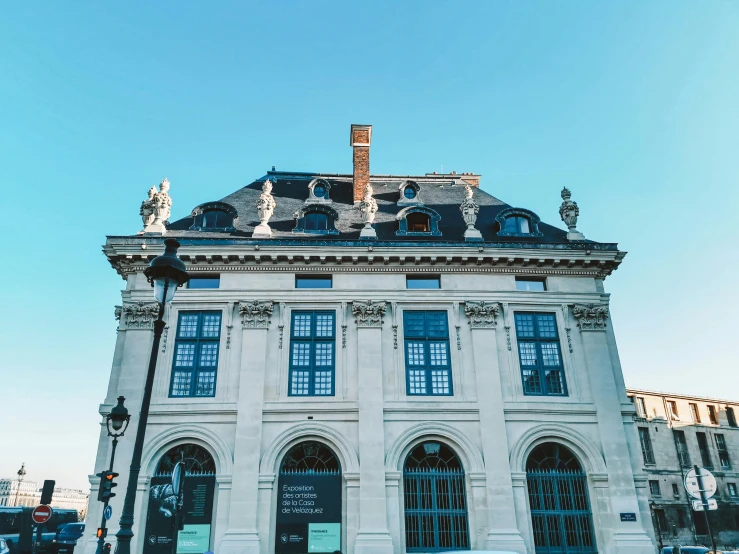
[1,2,737,491]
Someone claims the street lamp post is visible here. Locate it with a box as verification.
[96,396,130,554]
[13,463,26,507]
[115,239,189,554]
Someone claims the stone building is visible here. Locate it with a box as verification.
[627,388,739,549]
[0,479,88,518]
[83,125,656,554]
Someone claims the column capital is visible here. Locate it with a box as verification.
[115,302,160,330]
[351,300,387,327]
[464,300,501,328]
[238,300,274,329]
[572,303,609,331]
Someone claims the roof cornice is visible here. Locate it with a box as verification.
[104,236,626,280]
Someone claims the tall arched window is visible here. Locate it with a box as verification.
[526,443,596,554]
[143,444,216,554]
[276,442,342,554]
[403,441,469,552]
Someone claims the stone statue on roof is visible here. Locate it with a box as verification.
[460,184,482,241]
[139,179,172,235]
[357,183,378,240]
[254,179,276,238]
[559,187,585,241]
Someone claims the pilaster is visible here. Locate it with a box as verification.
[351,301,394,554]
[219,301,274,554]
[572,303,654,554]
[464,301,527,553]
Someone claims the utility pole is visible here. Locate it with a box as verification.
[693,465,717,553]
[13,463,26,507]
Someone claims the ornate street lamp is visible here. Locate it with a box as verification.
[96,397,130,554]
[115,239,189,554]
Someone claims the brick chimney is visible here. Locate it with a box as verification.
[350,124,372,202]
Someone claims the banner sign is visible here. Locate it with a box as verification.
[275,473,342,553]
[143,475,215,554]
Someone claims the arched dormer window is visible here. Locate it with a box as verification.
[305,178,333,204]
[189,202,238,231]
[495,207,543,237]
[293,204,339,235]
[396,206,442,236]
[398,180,421,205]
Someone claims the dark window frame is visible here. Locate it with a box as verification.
[495,207,544,237]
[189,201,238,232]
[673,430,691,467]
[292,205,340,235]
[708,405,719,425]
[186,275,221,289]
[715,434,731,469]
[295,275,333,289]
[288,310,336,397]
[696,432,713,468]
[727,407,738,427]
[403,310,453,397]
[638,427,656,465]
[406,275,441,290]
[649,480,661,497]
[689,402,701,423]
[515,277,547,291]
[169,311,222,398]
[395,206,442,237]
[514,312,568,397]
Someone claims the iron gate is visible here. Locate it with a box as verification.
[527,469,597,554]
[403,467,469,552]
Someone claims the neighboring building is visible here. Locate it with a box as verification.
[83,124,656,554]
[0,480,88,518]
[0,479,40,507]
[627,388,739,550]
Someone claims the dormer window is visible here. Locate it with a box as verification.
[306,178,332,204]
[398,181,421,205]
[293,205,339,235]
[305,212,329,231]
[495,207,543,237]
[189,202,238,232]
[504,216,530,234]
[396,206,442,236]
[407,212,429,232]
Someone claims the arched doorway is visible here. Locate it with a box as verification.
[143,443,216,554]
[526,442,596,554]
[275,441,342,554]
[403,441,470,552]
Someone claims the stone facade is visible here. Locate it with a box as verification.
[83,125,657,554]
[627,389,739,550]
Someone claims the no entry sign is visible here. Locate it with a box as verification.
[32,505,53,524]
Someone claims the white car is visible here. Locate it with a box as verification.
[0,538,10,554]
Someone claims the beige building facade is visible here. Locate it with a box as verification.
[627,388,739,549]
[83,125,657,554]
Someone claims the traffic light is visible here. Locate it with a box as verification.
[96,471,119,502]
[96,528,107,539]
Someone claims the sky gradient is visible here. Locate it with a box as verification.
[1,1,737,491]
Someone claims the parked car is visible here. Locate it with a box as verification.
[0,538,10,554]
[662,546,729,554]
[52,524,84,554]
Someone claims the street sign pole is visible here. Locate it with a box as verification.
[694,465,717,553]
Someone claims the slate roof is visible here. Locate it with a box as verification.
[163,171,602,247]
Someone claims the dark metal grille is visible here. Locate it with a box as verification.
[527,469,596,554]
[155,444,216,476]
[403,442,469,552]
[404,468,469,552]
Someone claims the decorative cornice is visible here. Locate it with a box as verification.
[351,300,387,328]
[115,302,160,329]
[238,300,274,329]
[464,301,501,328]
[572,303,609,331]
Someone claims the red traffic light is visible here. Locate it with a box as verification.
[96,528,107,539]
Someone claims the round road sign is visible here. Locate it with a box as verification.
[103,505,113,520]
[684,467,717,499]
[32,505,53,524]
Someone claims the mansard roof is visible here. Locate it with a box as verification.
[162,170,600,247]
